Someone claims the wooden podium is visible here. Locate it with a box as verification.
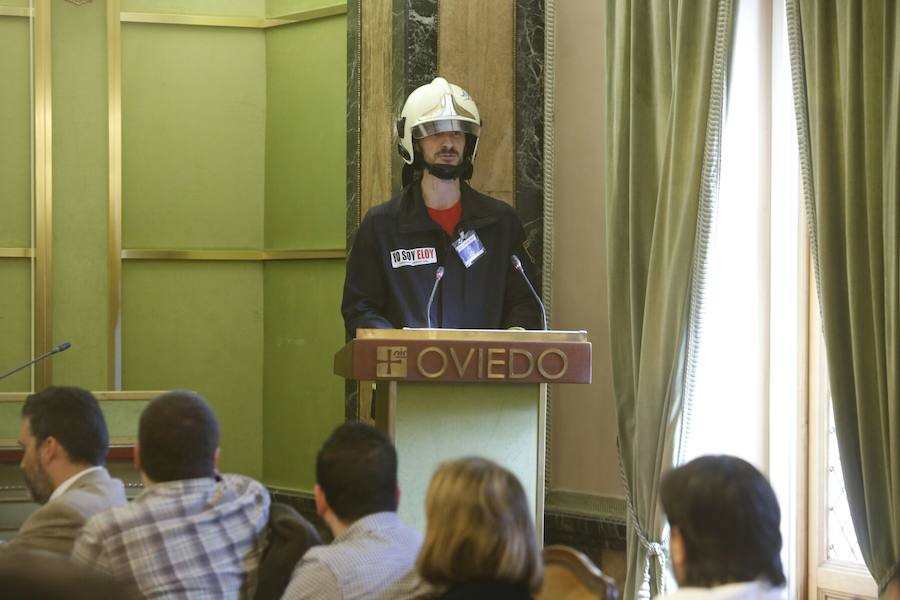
[334,328,591,539]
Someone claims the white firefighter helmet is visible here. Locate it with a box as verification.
[396,77,482,166]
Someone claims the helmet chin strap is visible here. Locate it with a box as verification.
[424,159,467,181]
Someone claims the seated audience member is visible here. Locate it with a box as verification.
[0,386,126,556]
[282,423,422,600]
[72,390,270,599]
[658,455,787,600]
[416,457,542,600]
[0,550,140,599]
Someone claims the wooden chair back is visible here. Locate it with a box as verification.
[536,545,619,600]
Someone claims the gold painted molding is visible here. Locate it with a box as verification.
[0,248,33,258]
[33,0,53,390]
[120,249,346,261]
[0,6,32,17]
[119,4,347,29]
[0,390,165,403]
[108,0,123,390]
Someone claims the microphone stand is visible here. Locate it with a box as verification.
[0,342,72,382]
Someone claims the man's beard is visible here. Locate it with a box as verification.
[424,152,466,180]
[23,462,53,504]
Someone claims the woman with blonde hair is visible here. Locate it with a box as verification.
[417,457,543,599]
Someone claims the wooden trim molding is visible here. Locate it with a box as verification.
[108,0,123,390]
[119,4,347,30]
[0,6,32,17]
[121,249,346,261]
[33,0,53,390]
[0,445,135,464]
[0,390,165,403]
[0,248,33,258]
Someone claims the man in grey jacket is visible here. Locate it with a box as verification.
[1,386,126,556]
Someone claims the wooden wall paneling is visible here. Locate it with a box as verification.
[438,0,515,205]
[360,0,394,218]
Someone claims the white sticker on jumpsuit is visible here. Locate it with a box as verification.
[390,247,438,268]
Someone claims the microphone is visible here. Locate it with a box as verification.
[0,342,72,381]
[510,255,547,330]
[426,266,445,328]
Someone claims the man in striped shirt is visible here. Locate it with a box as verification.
[72,391,270,599]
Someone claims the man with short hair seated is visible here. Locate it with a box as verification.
[282,423,422,600]
[1,386,126,556]
[658,455,787,600]
[72,390,270,599]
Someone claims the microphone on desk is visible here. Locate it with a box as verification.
[0,342,72,381]
[510,255,547,330]
[426,266,445,329]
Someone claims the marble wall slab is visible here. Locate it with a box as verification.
[516,0,545,282]
[400,0,438,97]
[346,0,361,249]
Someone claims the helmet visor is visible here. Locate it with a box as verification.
[411,118,481,140]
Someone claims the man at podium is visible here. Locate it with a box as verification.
[342,77,542,335]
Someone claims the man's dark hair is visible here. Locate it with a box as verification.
[660,455,786,588]
[22,386,108,466]
[316,423,398,522]
[138,390,219,482]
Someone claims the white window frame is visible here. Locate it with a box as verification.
[806,294,878,600]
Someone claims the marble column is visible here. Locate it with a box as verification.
[516,0,545,283]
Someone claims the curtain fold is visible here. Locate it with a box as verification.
[787,0,900,593]
[605,2,733,599]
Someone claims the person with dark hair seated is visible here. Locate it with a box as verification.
[416,457,543,600]
[72,390,270,599]
[658,455,787,600]
[282,423,422,600]
[1,386,126,556]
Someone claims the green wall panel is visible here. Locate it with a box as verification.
[121,0,265,17]
[0,261,31,392]
[266,0,344,17]
[51,0,109,389]
[0,404,23,440]
[0,16,31,248]
[0,400,145,446]
[263,260,344,491]
[264,15,346,249]
[101,400,147,440]
[0,1,30,10]
[122,24,265,249]
[122,261,263,478]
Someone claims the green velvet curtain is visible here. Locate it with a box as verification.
[606,1,734,599]
[787,0,900,593]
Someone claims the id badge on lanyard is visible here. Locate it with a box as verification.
[452,230,486,268]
